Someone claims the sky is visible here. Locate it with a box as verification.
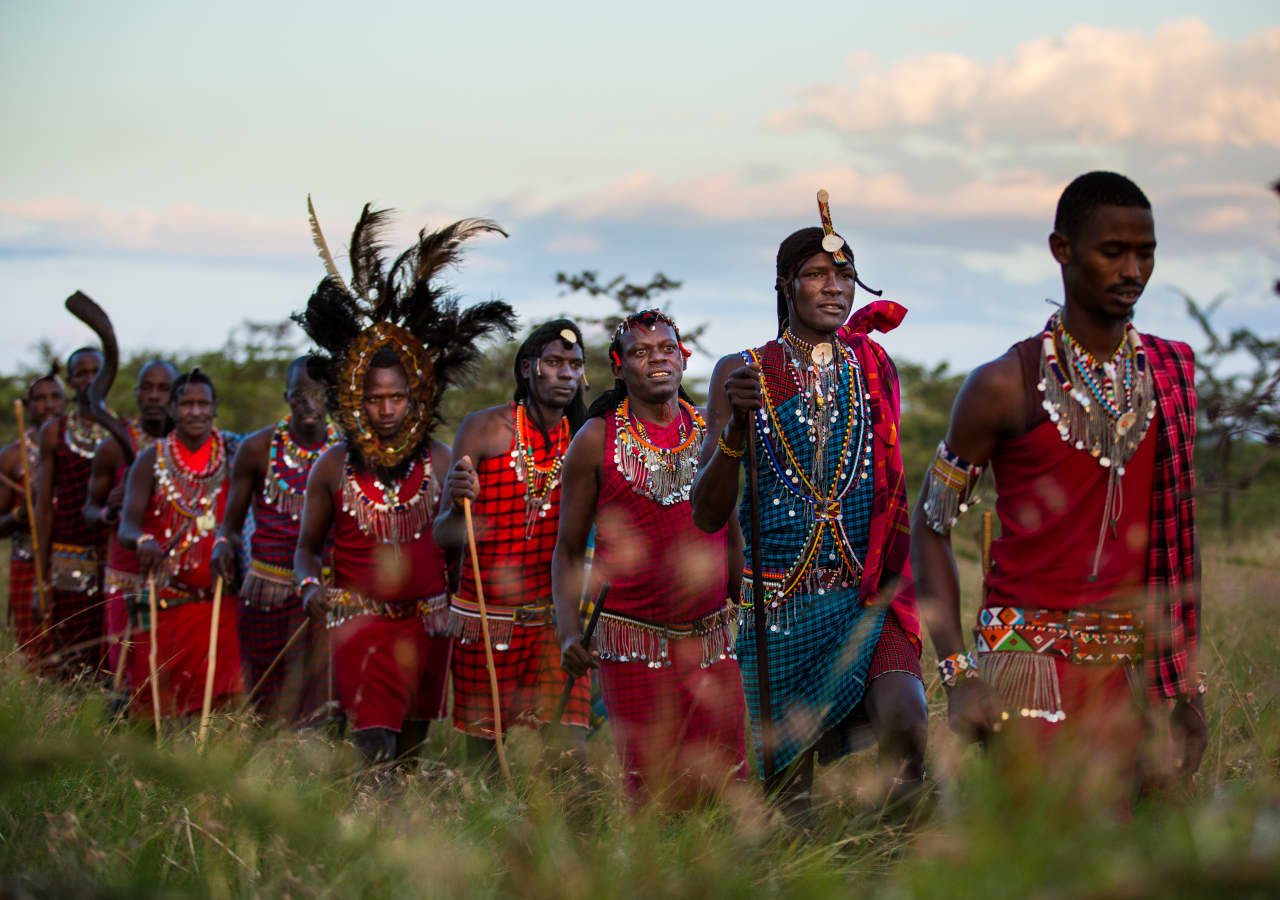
[2,1,1277,378]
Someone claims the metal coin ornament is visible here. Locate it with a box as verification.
[812,343,834,367]
[1115,410,1137,437]
[197,511,216,534]
[559,328,577,345]
[821,234,845,254]
[816,188,852,266]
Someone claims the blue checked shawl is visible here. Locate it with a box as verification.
[736,339,883,774]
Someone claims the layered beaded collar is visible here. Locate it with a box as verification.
[263,416,339,520]
[511,401,569,538]
[613,397,703,506]
[63,408,108,459]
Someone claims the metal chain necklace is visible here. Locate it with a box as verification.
[613,397,704,506]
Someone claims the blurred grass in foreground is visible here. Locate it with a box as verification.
[0,532,1277,898]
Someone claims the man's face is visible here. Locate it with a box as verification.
[67,351,102,399]
[786,252,856,335]
[363,364,411,439]
[285,368,327,430]
[1053,205,1156,322]
[172,383,216,443]
[28,379,67,428]
[613,322,683,404]
[523,339,584,411]
[135,363,175,424]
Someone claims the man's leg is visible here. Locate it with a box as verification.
[353,727,397,766]
[864,671,929,804]
[765,749,816,823]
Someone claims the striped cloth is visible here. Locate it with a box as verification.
[1142,335,1200,701]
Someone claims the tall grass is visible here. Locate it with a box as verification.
[1,533,1277,898]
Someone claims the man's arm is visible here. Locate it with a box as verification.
[910,353,1022,741]
[690,354,760,533]
[0,444,23,539]
[294,445,342,622]
[212,427,269,582]
[433,408,504,551]
[551,418,604,677]
[33,419,59,576]
[118,446,162,577]
[83,437,124,528]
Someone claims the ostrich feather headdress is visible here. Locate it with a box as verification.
[294,197,517,469]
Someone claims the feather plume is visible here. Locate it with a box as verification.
[413,218,507,285]
[348,204,394,310]
[307,195,349,295]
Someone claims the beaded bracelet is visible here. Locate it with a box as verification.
[717,436,745,459]
[937,650,980,688]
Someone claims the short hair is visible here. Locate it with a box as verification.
[287,354,318,385]
[66,346,102,369]
[171,367,216,404]
[1054,172,1151,240]
[137,359,178,386]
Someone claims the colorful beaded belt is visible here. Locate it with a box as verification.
[324,587,447,629]
[976,606,1143,665]
[593,602,738,669]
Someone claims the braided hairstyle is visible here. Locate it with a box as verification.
[586,309,694,419]
[513,318,588,436]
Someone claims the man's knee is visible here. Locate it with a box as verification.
[869,674,929,750]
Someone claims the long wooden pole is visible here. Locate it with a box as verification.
[981,509,994,588]
[196,576,224,749]
[147,573,162,740]
[746,426,776,782]
[551,582,610,727]
[238,619,309,715]
[12,400,49,623]
[462,497,513,787]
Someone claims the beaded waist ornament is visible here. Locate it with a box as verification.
[49,543,100,593]
[324,587,448,631]
[976,605,1145,722]
[592,603,738,670]
[448,595,553,648]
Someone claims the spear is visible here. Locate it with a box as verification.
[462,497,513,787]
[747,426,776,781]
[551,581,610,727]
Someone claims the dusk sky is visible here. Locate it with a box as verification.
[3,2,1276,378]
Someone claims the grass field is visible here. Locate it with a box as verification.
[1,530,1277,898]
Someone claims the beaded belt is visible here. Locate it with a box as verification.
[325,587,448,631]
[448,595,553,648]
[594,603,738,669]
[49,542,100,594]
[106,567,143,596]
[126,588,212,631]
[976,606,1144,665]
[975,605,1143,723]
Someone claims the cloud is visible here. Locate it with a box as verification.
[545,232,601,254]
[768,19,1280,150]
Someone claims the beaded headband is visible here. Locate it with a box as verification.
[609,309,692,367]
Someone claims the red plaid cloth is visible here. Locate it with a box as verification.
[598,637,748,801]
[1142,335,1200,700]
[866,608,923,681]
[457,404,562,609]
[452,621,590,737]
[124,592,243,718]
[9,552,49,667]
[840,301,921,651]
[331,614,451,731]
[239,599,326,722]
[49,416,108,548]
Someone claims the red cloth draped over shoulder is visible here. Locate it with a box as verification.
[838,299,920,650]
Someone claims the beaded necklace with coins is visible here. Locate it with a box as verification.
[263,416,339,521]
[63,408,109,460]
[512,400,570,538]
[153,430,227,578]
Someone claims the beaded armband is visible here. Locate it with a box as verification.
[938,650,980,688]
[717,435,745,459]
[922,441,984,535]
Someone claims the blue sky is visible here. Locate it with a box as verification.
[3,2,1276,376]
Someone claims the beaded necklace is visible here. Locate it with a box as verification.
[613,397,704,506]
[127,419,162,455]
[1038,311,1156,577]
[341,449,437,544]
[511,401,570,538]
[263,416,338,521]
[154,432,227,576]
[63,409,108,459]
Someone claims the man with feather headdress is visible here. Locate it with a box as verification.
[293,200,516,766]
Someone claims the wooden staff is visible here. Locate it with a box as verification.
[551,581,610,727]
[110,617,133,694]
[238,619,309,715]
[147,573,162,739]
[196,576,225,749]
[746,426,776,781]
[981,509,994,588]
[462,497,513,787]
[12,400,49,622]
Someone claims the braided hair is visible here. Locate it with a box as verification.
[586,309,694,419]
[513,318,588,436]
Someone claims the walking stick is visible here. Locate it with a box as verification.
[197,576,224,749]
[111,618,133,693]
[147,573,162,740]
[238,619,309,715]
[551,581,610,727]
[461,497,513,787]
[746,426,777,781]
[12,400,49,623]
[981,509,993,588]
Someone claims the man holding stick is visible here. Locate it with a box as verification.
[435,319,592,765]
[0,368,66,665]
[692,193,927,819]
[554,309,747,805]
[117,369,242,718]
[292,204,515,767]
[212,356,336,722]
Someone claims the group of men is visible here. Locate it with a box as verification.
[2,170,1206,813]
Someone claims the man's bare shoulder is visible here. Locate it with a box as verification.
[566,417,605,460]
[312,442,347,480]
[0,441,20,473]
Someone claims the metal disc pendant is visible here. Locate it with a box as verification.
[1115,410,1137,437]
[812,343,833,366]
[821,233,845,254]
[197,511,216,533]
